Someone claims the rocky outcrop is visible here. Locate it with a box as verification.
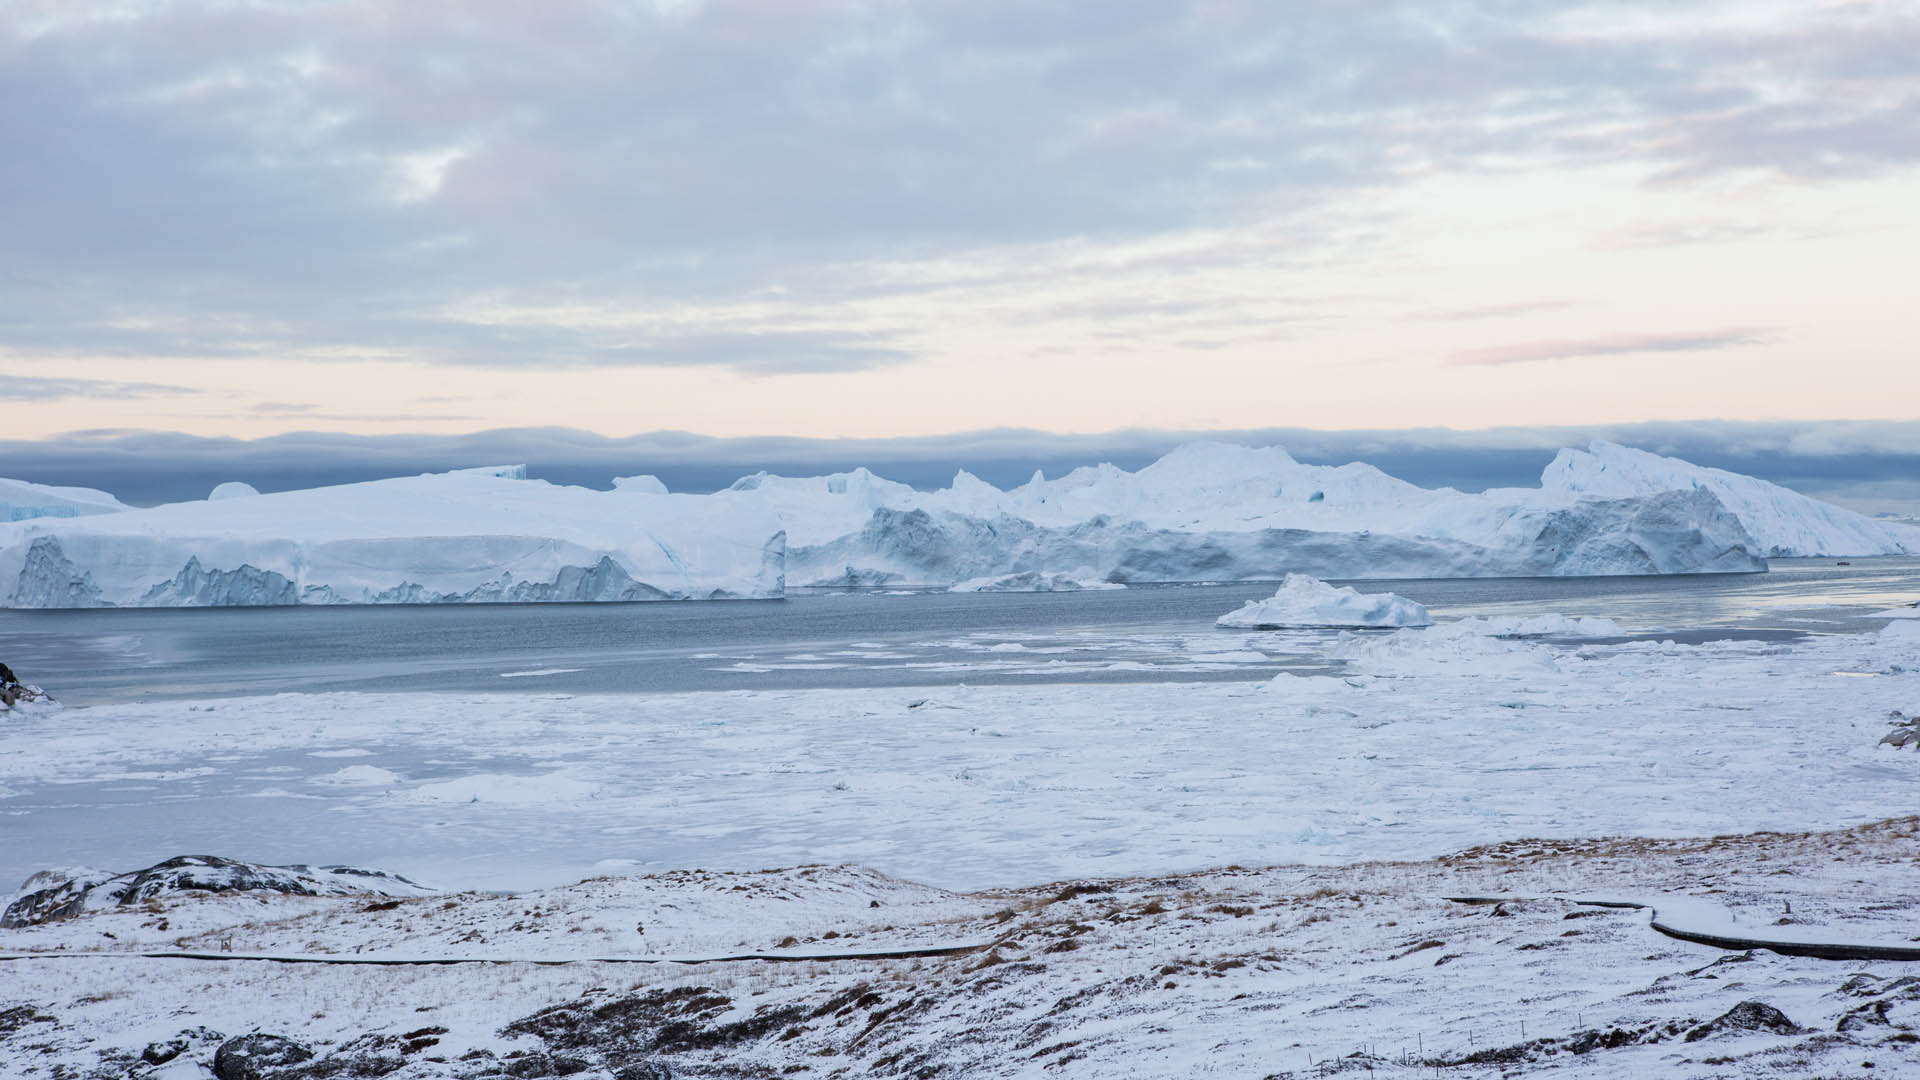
[0,855,434,927]
[0,661,54,711]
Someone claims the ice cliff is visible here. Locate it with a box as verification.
[0,467,785,608]
[3,440,1909,607]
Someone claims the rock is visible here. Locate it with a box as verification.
[0,661,55,711]
[1683,1000,1804,1042]
[1,855,432,927]
[214,1034,315,1080]
[143,1027,225,1066]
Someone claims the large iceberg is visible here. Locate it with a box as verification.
[0,477,127,522]
[1541,441,1920,557]
[0,467,785,608]
[4,440,1910,608]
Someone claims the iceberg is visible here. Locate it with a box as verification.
[0,467,785,608]
[0,477,127,522]
[763,443,1775,586]
[4,439,1904,608]
[1217,574,1431,629]
[1541,441,1920,557]
[208,481,261,500]
[949,571,1124,593]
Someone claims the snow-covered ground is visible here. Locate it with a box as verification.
[10,440,1917,608]
[4,617,1920,1075]
[4,821,1919,1078]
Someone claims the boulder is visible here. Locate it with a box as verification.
[0,661,55,710]
[213,1034,315,1080]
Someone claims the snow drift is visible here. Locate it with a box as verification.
[1217,574,1431,629]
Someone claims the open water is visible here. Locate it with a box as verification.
[4,557,1916,705]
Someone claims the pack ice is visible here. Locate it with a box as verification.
[2,441,1912,607]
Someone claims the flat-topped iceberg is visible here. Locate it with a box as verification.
[1217,574,1431,629]
[0,477,127,523]
[0,467,785,608]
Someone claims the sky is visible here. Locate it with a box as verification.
[4,0,1919,448]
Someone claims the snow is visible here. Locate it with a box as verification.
[4,823,1920,1078]
[1216,573,1431,628]
[0,477,127,522]
[0,467,786,607]
[206,481,259,500]
[1542,440,1920,557]
[5,440,1913,607]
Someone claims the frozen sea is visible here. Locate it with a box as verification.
[2,557,1917,895]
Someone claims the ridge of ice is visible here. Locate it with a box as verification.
[1217,575,1431,629]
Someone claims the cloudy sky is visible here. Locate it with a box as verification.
[5,0,1919,444]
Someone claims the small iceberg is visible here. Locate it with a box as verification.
[1217,574,1431,629]
[949,571,1123,593]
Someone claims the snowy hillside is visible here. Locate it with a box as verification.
[0,478,126,523]
[0,466,786,607]
[1541,441,1920,556]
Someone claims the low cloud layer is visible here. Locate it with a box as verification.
[8,420,1920,517]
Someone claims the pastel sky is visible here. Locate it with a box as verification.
[5,0,1919,442]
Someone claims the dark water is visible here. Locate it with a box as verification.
[2,558,1915,705]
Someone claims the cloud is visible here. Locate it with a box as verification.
[9,419,1920,515]
[7,375,196,401]
[2,2,1916,374]
[1448,328,1775,367]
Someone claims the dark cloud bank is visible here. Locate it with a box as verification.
[7,421,1920,518]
